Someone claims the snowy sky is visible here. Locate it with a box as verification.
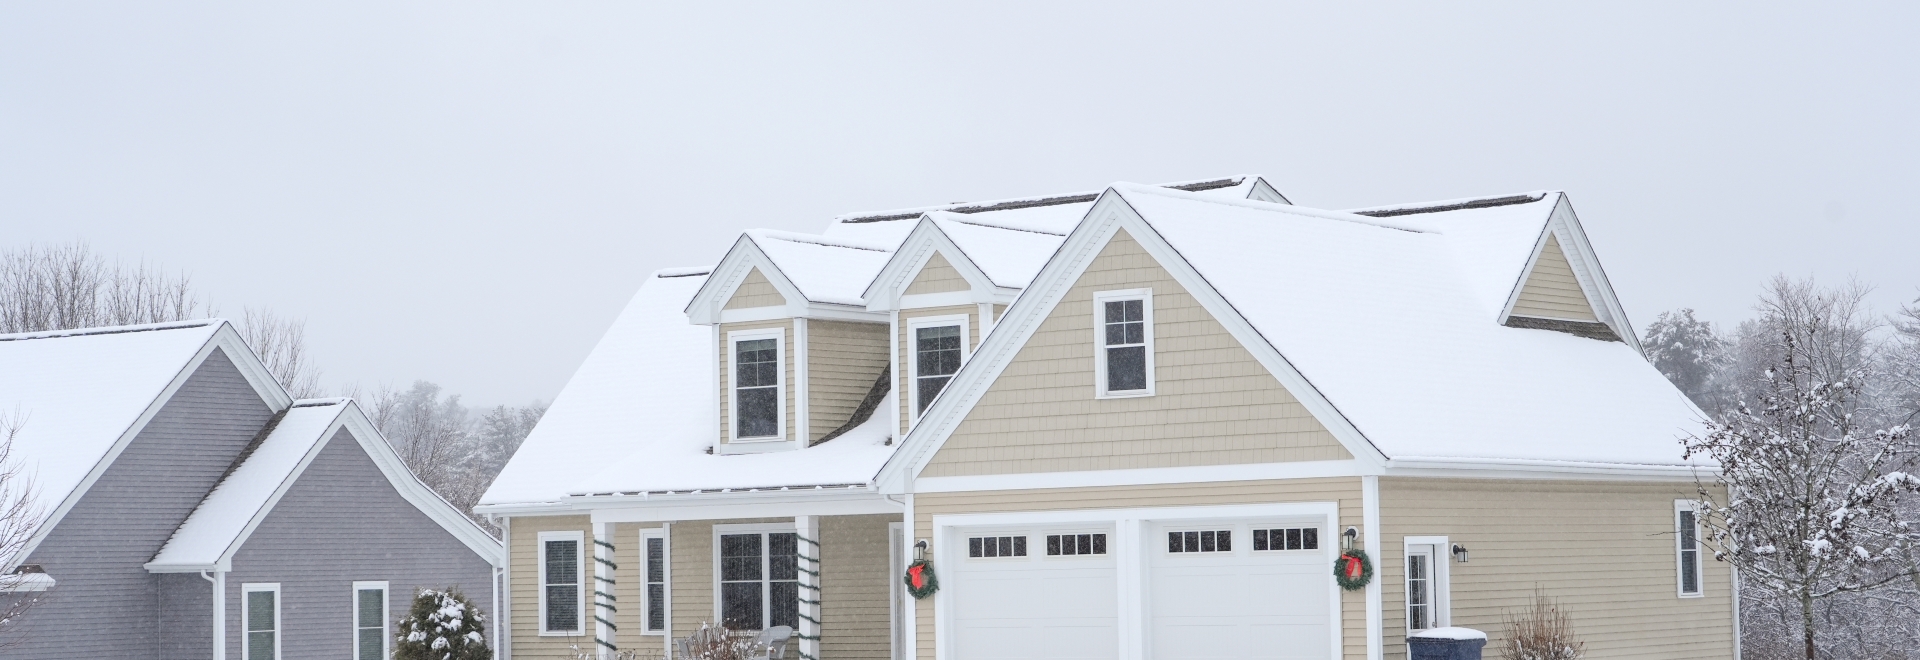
[3,3,1916,408]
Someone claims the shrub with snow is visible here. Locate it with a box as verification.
[1499,589,1583,660]
[394,588,490,660]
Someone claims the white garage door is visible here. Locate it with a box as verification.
[1150,523,1333,660]
[949,528,1118,660]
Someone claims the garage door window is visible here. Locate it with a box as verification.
[1252,527,1319,551]
[1167,530,1231,553]
[1046,533,1107,556]
[968,535,1027,558]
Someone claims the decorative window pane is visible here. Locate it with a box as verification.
[246,588,277,660]
[645,536,666,632]
[1679,509,1701,595]
[1252,527,1320,551]
[720,531,798,631]
[1407,552,1432,631]
[1046,533,1108,556]
[356,586,385,660]
[544,539,581,632]
[967,536,1026,558]
[1103,300,1148,392]
[735,338,780,437]
[1168,530,1232,553]
[915,325,963,414]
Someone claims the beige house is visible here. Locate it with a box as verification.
[478,177,1734,660]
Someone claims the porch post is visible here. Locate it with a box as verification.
[795,515,822,660]
[592,521,618,659]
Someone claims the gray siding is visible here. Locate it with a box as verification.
[157,573,214,660]
[223,427,496,659]
[7,349,273,660]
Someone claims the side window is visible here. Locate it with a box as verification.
[353,581,388,660]
[243,583,280,660]
[1677,501,1703,597]
[1093,290,1153,397]
[730,330,784,440]
[643,530,668,634]
[910,318,968,418]
[540,532,583,634]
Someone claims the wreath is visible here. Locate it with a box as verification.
[903,559,940,599]
[1333,549,1373,591]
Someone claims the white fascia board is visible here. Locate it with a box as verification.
[863,217,999,312]
[1246,177,1293,205]
[1546,195,1644,354]
[1384,456,1715,482]
[686,235,813,326]
[581,488,901,523]
[335,402,506,565]
[914,460,1369,493]
[18,322,292,572]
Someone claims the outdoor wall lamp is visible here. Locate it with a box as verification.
[1342,527,1359,551]
[1452,543,1469,563]
[915,539,928,561]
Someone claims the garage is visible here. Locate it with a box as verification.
[1149,522,1334,659]
[947,527,1119,660]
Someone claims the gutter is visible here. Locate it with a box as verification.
[201,570,226,660]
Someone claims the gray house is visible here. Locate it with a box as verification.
[0,320,502,659]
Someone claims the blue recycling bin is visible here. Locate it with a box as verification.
[1406,627,1487,660]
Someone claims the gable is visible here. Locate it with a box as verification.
[723,268,788,310]
[904,251,970,295]
[1510,234,1598,321]
[920,228,1352,478]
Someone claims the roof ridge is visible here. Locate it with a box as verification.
[748,229,892,252]
[0,319,220,343]
[1346,191,1552,218]
[835,176,1254,224]
[1113,184,1431,234]
[929,211,1069,237]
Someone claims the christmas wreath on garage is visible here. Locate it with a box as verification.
[1334,549,1373,591]
[904,559,939,599]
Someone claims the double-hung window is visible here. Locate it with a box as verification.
[730,329,785,441]
[1093,289,1153,397]
[353,581,389,660]
[909,316,968,418]
[642,529,668,634]
[717,526,799,631]
[540,531,584,635]
[242,583,280,660]
[1677,501,1704,597]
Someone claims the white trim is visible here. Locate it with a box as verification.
[726,327,788,445]
[640,527,669,635]
[585,489,900,523]
[1362,475,1382,660]
[538,530,587,636]
[906,314,972,425]
[902,494,917,660]
[205,570,226,660]
[862,223,1001,312]
[593,521,616,656]
[888,521,905,660]
[352,580,391,660]
[499,516,511,660]
[915,460,1367,493]
[899,291,978,309]
[240,582,281,660]
[711,522,800,630]
[932,502,1342,660]
[663,522,675,654]
[1402,536,1451,631]
[1092,288,1155,399]
[1675,499,1705,598]
[795,318,810,449]
[890,309,902,437]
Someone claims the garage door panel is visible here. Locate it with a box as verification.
[1150,525,1332,660]
[951,532,1118,660]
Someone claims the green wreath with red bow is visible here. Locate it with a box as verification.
[1334,549,1374,591]
[904,559,939,599]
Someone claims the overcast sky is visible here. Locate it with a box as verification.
[3,3,1915,407]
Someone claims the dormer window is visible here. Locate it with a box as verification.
[730,328,786,441]
[908,315,970,421]
[1094,289,1154,398]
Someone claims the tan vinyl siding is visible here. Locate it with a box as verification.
[922,228,1351,477]
[718,320,796,443]
[911,478,1368,660]
[821,514,903,660]
[507,514,596,656]
[725,267,789,309]
[1511,235,1598,321]
[1378,479,1735,659]
[904,252,970,295]
[808,321,890,443]
[898,305,981,435]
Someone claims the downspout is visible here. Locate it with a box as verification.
[492,564,503,660]
[201,570,226,660]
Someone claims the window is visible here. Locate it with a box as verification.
[730,329,785,440]
[242,583,280,660]
[1406,545,1434,632]
[540,531,584,634]
[966,535,1027,558]
[1167,530,1231,553]
[353,581,388,660]
[642,530,668,633]
[1677,501,1703,597]
[911,320,966,416]
[1093,289,1153,397]
[1046,533,1106,556]
[718,529,798,631]
[1252,527,1319,551]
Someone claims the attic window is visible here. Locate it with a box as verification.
[1093,289,1154,398]
[908,315,970,420]
[729,328,786,441]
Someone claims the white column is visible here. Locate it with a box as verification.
[1116,518,1147,660]
[204,570,226,660]
[593,521,618,659]
[901,495,916,660]
[795,318,810,449]
[795,515,822,660]
[1363,475,1383,660]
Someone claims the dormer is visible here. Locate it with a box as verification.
[1497,196,1639,349]
[686,231,893,454]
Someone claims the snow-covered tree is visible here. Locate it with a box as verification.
[360,382,544,533]
[1641,308,1728,411]
[1683,280,1920,660]
[394,589,489,660]
[0,411,45,646]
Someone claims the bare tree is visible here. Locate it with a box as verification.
[355,382,543,535]
[0,410,46,645]
[0,242,205,333]
[238,307,324,399]
[1684,279,1920,660]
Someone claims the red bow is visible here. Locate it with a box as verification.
[1344,555,1362,579]
[909,564,926,589]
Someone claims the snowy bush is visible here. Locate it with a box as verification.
[394,588,490,660]
[678,622,765,660]
[1499,589,1583,660]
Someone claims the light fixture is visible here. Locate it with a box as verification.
[915,539,929,561]
[1342,527,1359,551]
[1452,543,1469,563]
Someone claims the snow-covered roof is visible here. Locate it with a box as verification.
[928,213,1068,289]
[747,230,896,306]
[147,399,349,568]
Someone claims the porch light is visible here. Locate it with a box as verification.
[915,539,928,561]
[1341,527,1358,551]
[1452,544,1469,563]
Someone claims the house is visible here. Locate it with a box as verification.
[479,177,1734,659]
[0,320,502,660]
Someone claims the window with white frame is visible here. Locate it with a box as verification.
[1677,501,1703,597]
[1252,527,1320,551]
[966,535,1026,558]
[1403,536,1450,632]
[540,531,584,634]
[1093,289,1153,397]
[642,529,668,634]
[730,329,784,440]
[718,527,798,631]
[353,581,388,660]
[909,316,968,418]
[1046,533,1106,556]
[243,583,280,660]
[1167,529,1231,553]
